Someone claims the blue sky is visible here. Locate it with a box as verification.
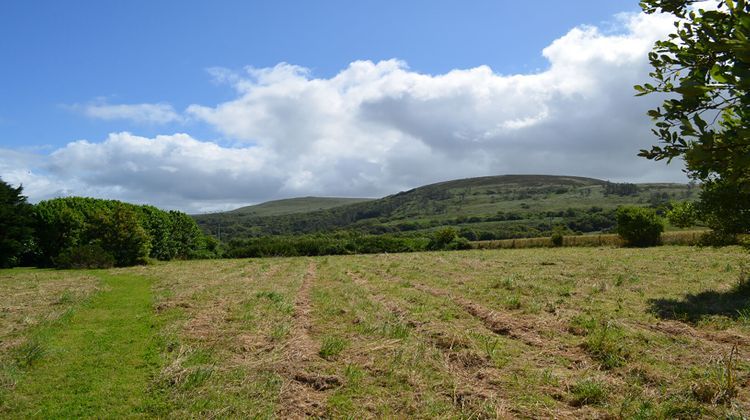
[0,0,687,211]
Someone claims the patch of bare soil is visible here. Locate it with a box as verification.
[286,262,318,362]
[293,372,342,391]
[277,262,341,419]
[184,298,231,342]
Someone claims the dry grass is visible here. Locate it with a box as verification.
[2,246,749,418]
[475,229,707,249]
[0,268,99,352]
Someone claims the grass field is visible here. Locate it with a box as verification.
[1,246,749,418]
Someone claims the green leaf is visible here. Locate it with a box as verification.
[710,64,728,83]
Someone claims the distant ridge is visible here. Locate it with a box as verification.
[392,174,606,193]
[194,174,692,241]
[225,196,373,217]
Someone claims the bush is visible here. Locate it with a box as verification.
[550,225,569,247]
[55,244,115,269]
[458,228,478,241]
[667,201,697,228]
[697,230,738,247]
[432,227,457,248]
[428,227,473,251]
[446,237,472,250]
[616,206,664,247]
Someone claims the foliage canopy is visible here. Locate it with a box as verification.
[0,179,34,267]
[636,0,750,233]
[26,196,218,268]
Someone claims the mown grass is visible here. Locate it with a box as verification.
[0,273,163,418]
[0,246,748,418]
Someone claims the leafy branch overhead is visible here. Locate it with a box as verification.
[635,0,749,184]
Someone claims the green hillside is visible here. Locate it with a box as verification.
[194,175,696,241]
[225,197,373,217]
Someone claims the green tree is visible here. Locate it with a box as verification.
[139,205,176,260]
[93,203,151,266]
[616,206,665,247]
[666,201,698,228]
[0,179,34,267]
[636,0,750,234]
[169,211,204,259]
[33,199,86,266]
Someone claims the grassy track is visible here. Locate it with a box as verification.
[1,273,162,418]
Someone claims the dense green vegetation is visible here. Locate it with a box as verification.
[224,228,475,258]
[195,175,695,247]
[0,179,219,268]
[615,206,665,247]
[32,197,220,267]
[0,180,34,268]
[0,175,704,264]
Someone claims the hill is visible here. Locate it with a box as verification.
[225,197,373,217]
[194,174,695,241]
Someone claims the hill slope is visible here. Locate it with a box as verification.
[194,174,695,241]
[225,197,373,217]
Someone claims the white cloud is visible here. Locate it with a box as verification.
[72,101,183,124]
[7,10,690,212]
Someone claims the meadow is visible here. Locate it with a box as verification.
[0,246,748,418]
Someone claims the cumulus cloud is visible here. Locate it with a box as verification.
[186,12,686,191]
[44,132,282,212]
[8,10,690,212]
[71,100,183,124]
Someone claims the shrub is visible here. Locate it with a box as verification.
[431,227,458,249]
[551,231,564,247]
[697,230,738,247]
[55,243,115,269]
[615,206,664,247]
[446,237,472,250]
[550,225,569,247]
[458,228,478,241]
[667,201,697,228]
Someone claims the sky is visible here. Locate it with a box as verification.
[0,0,692,212]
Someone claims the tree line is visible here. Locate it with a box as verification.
[0,179,220,268]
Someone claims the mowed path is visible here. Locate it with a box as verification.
[2,273,162,418]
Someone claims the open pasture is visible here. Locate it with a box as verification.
[1,246,749,418]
